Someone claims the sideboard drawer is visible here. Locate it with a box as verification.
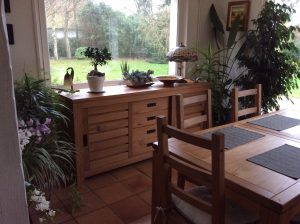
[131,97,168,114]
[132,109,167,128]
[131,125,157,156]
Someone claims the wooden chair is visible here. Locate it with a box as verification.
[175,90,212,188]
[176,90,212,132]
[151,116,258,224]
[231,84,262,122]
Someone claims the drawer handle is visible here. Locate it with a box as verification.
[147,102,157,107]
[147,143,153,147]
[147,129,156,134]
[147,116,156,121]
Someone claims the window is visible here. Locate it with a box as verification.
[44,0,177,84]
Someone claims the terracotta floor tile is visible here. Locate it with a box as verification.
[76,207,123,224]
[122,175,151,194]
[138,190,152,205]
[129,214,151,224]
[55,185,90,201]
[52,202,73,223]
[62,191,105,217]
[86,173,117,190]
[62,220,78,224]
[110,196,151,223]
[134,159,152,174]
[111,166,142,180]
[94,182,133,204]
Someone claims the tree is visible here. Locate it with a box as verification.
[134,0,153,16]
[236,1,300,112]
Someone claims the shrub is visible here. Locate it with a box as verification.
[75,47,88,60]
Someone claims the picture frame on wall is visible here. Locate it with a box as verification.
[226,1,250,31]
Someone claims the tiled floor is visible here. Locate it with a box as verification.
[30,159,153,224]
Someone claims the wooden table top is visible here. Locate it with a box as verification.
[167,113,300,214]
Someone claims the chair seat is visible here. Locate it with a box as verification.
[172,186,258,224]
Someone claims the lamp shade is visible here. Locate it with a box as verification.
[166,43,198,62]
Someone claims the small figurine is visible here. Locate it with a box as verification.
[64,67,74,91]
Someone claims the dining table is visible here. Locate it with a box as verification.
[161,108,300,224]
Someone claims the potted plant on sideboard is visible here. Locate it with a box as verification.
[84,47,112,92]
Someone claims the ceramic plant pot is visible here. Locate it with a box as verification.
[87,75,105,92]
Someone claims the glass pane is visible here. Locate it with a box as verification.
[44,0,173,84]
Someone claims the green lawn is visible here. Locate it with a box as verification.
[50,59,168,85]
[291,79,300,98]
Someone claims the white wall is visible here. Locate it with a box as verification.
[5,0,49,80]
[0,1,29,223]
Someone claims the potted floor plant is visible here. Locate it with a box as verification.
[84,47,112,92]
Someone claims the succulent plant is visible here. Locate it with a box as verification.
[123,70,154,86]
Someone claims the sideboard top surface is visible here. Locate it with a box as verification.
[60,82,210,104]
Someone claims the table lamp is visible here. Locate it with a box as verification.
[166,43,198,76]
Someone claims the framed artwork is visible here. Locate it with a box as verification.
[226,1,250,31]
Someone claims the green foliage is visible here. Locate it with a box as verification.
[190,5,244,125]
[15,75,75,191]
[77,1,169,63]
[236,1,300,112]
[75,47,88,60]
[84,47,112,72]
[120,60,130,75]
[69,184,84,214]
[123,69,154,86]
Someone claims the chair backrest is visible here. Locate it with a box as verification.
[231,84,262,122]
[176,89,212,132]
[152,115,225,224]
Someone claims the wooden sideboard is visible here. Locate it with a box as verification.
[60,82,210,185]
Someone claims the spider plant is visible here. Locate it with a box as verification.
[15,75,75,191]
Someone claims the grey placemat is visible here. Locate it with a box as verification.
[249,114,300,131]
[202,126,265,149]
[247,144,300,179]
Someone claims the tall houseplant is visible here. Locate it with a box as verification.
[236,1,300,112]
[191,4,244,125]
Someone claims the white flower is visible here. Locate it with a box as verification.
[30,195,39,202]
[32,189,40,196]
[48,210,56,217]
[39,217,44,223]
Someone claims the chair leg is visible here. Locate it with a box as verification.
[177,173,186,189]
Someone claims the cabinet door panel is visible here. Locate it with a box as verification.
[88,119,128,133]
[89,127,128,143]
[89,135,128,151]
[89,144,128,161]
[88,111,128,124]
[89,152,129,170]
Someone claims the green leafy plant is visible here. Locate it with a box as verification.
[123,69,154,86]
[15,75,75,191]
[84,47,112,77]
[69,184,84,214]
[120,60,130,75]
[236,1,300,112]
[190,4,244,125]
